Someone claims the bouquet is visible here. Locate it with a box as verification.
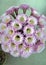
[0,4,46,60]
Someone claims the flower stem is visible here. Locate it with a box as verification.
[0,44,6,65]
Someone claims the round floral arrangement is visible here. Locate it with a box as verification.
[0,4,46,58]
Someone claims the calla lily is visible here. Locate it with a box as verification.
[27,16,38,25]
[23,25,35,35]
[12,32,23,44]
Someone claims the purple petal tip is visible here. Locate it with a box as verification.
[20,4,29,9]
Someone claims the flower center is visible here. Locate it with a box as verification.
[26,28,31,33]
[14,23,19,28]
[20,17,24,22]
[28,37,33,43]
[18,44,23,49]
[25,47,29,51]
[9,30,13,35]
[30,19,34,24]
[11,43,16,48]
[5,36,9,41]
[15,35,20,41]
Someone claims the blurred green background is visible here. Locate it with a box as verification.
[0,0,46,65]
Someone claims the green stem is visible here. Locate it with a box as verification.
[0,44,6,65]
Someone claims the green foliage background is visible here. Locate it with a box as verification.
[0,0,46,65]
